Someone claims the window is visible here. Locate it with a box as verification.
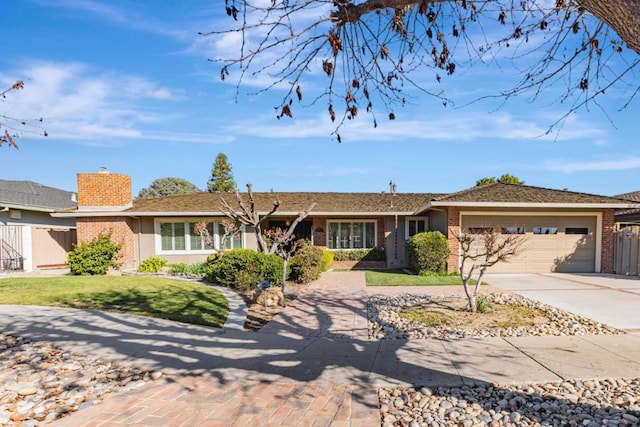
[158,220,242,253]
[501,226,525,235]
[406,217,428,240]
[327,221,376,249]
[565,227,588,235]
[533,227,558,235]
[467,227,493,234]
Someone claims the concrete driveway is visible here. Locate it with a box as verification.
[484,273,640,333]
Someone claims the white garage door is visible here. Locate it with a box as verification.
[460,215,596,273]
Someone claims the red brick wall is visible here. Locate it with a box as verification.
[76,217,136,270]
[77,172,132,207]
[447,206,460,272]
[601,208,615,273]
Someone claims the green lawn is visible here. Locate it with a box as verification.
[0,276,228,327]
[366,269,478,286]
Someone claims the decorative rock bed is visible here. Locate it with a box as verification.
[379,379,640,426]
[368,293,621,340]
[0,334,162,426]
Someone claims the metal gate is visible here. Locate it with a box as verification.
[0,225,24,272]
[614,226,640,276]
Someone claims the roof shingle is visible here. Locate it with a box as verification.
[0,180,77,210]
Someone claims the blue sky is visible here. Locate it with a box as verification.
[1,0,638,197]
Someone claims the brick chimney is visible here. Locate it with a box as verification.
[77,167,132,210]
[75,168,136,271]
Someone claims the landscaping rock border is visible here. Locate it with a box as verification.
[368,293,622,340]
[0,334,162,426]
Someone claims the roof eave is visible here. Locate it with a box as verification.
[0,203,57,213]
[52,210,417,218]
[428,201,638,209]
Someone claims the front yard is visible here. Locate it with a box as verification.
[0,276,228,328]
[365,269,479,286]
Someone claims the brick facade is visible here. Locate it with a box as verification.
[446,206,460,272]
[76,217,136,270]
[601,208,615,273]
[77,171,132,208]
[76,171,136,270]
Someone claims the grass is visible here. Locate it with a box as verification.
[0,276,228,327]
[366,269,478,286]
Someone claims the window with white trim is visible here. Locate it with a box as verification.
[327,221,376,249]
[158,220,243,253]
[406,217,428,240]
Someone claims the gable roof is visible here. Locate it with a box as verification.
[59,191,445,217]
[616,190,640,202]
[416,182,636,213]
[0,180,77,212]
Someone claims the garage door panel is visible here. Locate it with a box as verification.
[460,215,596,273]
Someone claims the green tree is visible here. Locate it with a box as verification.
[137,177,200,199]
[476,174,525,187]
[207,153,236,193]
[211,1,640,137]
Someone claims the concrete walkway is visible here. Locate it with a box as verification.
[1,271,639,426]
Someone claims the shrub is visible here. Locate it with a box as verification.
[320,249,334,272]
[204,249,283,291]
[331,247,386,261]
[67,231,122,275]
[475,295,492,313]
[187,262,208,276]
[290,246,324,283]
[137,256,167,273]
[168,262,189,275]
[406,231,450,274]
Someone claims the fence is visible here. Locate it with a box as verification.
[0,225,24,272]
[614,226,640,276]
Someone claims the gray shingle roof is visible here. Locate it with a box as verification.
[616,190,640,202]
[0,180,77,210]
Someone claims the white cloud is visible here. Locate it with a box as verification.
[0,62,198,145]
[222,108,606,143]
[547,157,640,173]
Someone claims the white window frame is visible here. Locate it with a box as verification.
[405,216,429,240]
[326,220,377,250]
[155,218,245,255]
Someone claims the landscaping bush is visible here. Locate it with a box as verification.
[331,247,386,261]
[406,231,450,274]
[320,249,334,272]
[67,231,122,275]
[204,249,283,291]
[137,256,167,273]
[290,245,324,283]
[168,262,189,275]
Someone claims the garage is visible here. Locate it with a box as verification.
[460,214,597,273]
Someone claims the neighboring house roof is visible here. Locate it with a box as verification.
[416,182,636,213]
[614,190,640,222]
[0,179,77,212]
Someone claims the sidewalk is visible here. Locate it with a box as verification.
[1,271,639,426]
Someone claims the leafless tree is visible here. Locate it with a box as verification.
[264,227,303,296]
[220,183,316,253]
[456,228,525,312]
[194,219,242,253]
[1,80,47,148]
[207,1,640,138]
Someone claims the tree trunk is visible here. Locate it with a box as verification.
[282,258,288,302]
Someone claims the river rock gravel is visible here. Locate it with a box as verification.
[0,334,162,426]
[379,378,640,426]
[368,293,621,340]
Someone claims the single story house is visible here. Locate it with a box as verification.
[1,179,77,273]
[53,170,638,274]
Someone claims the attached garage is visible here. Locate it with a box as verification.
[460,214,597,273]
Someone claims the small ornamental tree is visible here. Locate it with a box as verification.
[1,80,48,149]
[457,228,525,312]
[264,227,302,297]
[67,231,122,275]
[406,231,450,274]
[207,153,236,193]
